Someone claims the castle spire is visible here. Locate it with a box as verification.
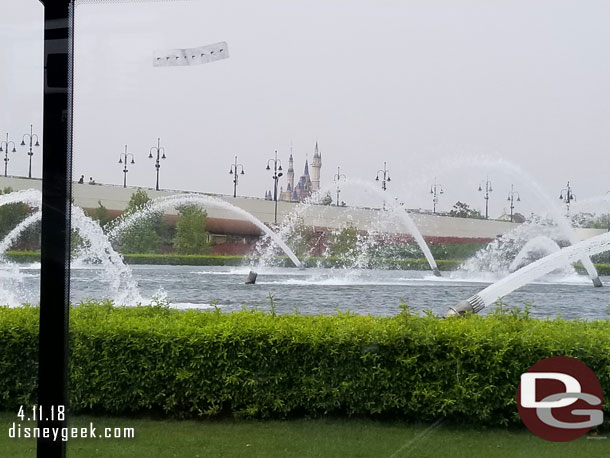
[311,140,322,191]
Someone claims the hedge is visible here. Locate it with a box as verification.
[6,250,610,274]
[1,302,609,427]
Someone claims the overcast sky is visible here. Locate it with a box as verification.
[2,0,610,217]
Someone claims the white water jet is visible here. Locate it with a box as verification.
[107,193,303,269]
[345,178,440,275]
[509,236,562,272]
[0,189,42,208]
[449,230,610,316]
[254,177,440,275]
[0,212,42,257]
[456,158,602,286]
[70,206,143,305]
[0,189,142,306]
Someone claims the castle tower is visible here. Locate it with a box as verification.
[311,141,322,191]
[287,152,294,195]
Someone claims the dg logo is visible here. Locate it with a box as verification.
[517,356,604,442]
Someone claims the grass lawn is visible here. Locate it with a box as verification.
[1,412,608,458]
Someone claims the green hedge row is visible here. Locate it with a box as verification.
[121,254,249,266]
[1,302,609,426]
[6,250,610,274]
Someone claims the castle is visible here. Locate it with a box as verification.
[264,142,322,202]
[280,142,322,202]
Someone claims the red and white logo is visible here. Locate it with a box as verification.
[517,356,603,442]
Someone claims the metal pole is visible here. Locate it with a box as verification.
[233,156,238,198]
[3,136,7,177]
[273,161,278,224]
[38,1,72,457]
[28,125,34,178]
[155,138,160,191]
[485,183,489,219]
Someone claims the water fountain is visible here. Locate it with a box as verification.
[459,218,565,276]
[106,193,304,269]
[0,189,142,306]
[448,230,610,316]
[0,212,42,258]
[415,156,602,287]
[508,236,563,272]
[253,178,441,276]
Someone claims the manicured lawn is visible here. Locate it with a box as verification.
[1,412,608,458]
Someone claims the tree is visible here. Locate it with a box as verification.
[124,189,152,215]
[173,205,211,254]
[327,225,359,258]
[116,189,163,253]
[321,192,333,206]
[449,201,483,219]
[91,201,114,229]
[571,212,610,229]
[286,218,317,258]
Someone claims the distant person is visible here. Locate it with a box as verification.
[88,176,96,185]
[78,175,84,184]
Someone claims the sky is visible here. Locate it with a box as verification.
[2,0,610,218]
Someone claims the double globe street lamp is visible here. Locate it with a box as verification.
[430,178,444,214]
[266,150,283,224]
[148,138,166,191]
[333,166,346,206]
[118,145,135,188]
[478,177,493,219]
[20,124,40,179]
[375,161,391,210]
[0,133,17,177]
[559,181,575,216]
[229,155,245,198]
[507,184,521,222]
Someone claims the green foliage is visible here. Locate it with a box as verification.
[571,212,610,229]
[90,200,114,229]
[124,189,152,215]
[285,218,318,258]
[326,225,359,258]
[2,302,610,426]
[173,205,211,255]
[449,201,483,219]
[116,189,164,254]
[321,192,333,206]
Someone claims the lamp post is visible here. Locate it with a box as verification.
[266,150,283,224]
[20,124,40,178]
[148,137,166,191]
[375,161,391,210]
[478,177,493,219]
[375,161,391,191]
[228,155,245,198]
[506,184,521,222]
[558,181,575,216]
[333,166,346,206]
[118,145,135,188]
[429,177,444,214]
[0,133,17,177]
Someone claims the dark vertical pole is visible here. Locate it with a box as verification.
[232,156,237,198]
[273,172,278,224]
[28,124,34,178]
[38,1,72,458]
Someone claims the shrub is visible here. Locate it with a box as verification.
[0,303,609,427]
